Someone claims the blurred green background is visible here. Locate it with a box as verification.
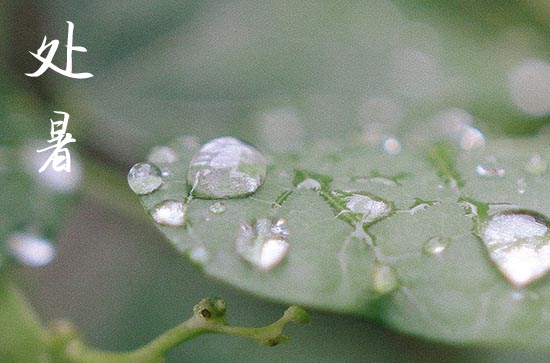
[2,0,550,361]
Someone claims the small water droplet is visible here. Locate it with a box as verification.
[422,236,448,256]
[188,137,267,199]
[482,210,550,286]
[8,232,56,267]
[343,194,391,223]
[296,178,322,191]
[189,246,210,265]
[208,201,226,214]
[476,158,505,178]
[236,218,289,271]
[128,162,163,194]
[516,177,527,194]
[525,153,547,176]
[383,137,402,155]
[372,264,398,295]
[147,146,178,164]
[151,200,186,226]
[460,126,485,151]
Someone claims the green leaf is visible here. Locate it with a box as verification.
[135,131,550,347]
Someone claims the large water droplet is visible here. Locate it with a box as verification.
[128,162,163,194]
[151,200,186,226]
[482,211,550,286]
[188,137,267,199]
[372,264,398,295]
[8,232,56,267]
[236,218,289,271]
[422,236,448,256]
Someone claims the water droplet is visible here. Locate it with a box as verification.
[525,153,547,176]
[236,218,289,271]
[508,59,550,116]
[187,137,267,199]
[147,146,178,164]
[516,177,527,194]
[476,158,505,178]
[8,232,56,267]
[151,200,186,226]
[459,126,485,151]
[343,194,391,223]
[372,264,398,295]
[422,236,448,256]
[127,162,163,194]
[383,137,402,155]
[481,211,550,286]
[208,201,226,214]
[189,246,209,265]
[296,178,322,191]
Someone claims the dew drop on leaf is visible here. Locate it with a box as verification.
[236,218,289,271]
[187,137,267,199]
[372,264,398,295]
[516,177,527,194]
[151,200,186,226]
[481,210,550,286]
[127,162,163,194]
[208,201,226,214]
[475,158,505,178]
[296,178,322,191]
[343,194,391,223]
[383,137,402,155]
[7,232,56,267]
[422,236,448,256]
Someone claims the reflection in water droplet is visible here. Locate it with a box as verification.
[189,246,209,265]
[128,163,163,194]
[187,137,267,199]
[8,232,56,267]
[296,178,322,191]
[516,177,527,194]
[422,236,448,256]
[372,264,398,295]
[236,218,289,271]
[482,211,550,286]
[383,137,402,155]
[208,201,226,214]
[22,142,82,193]
[258,108,304,152]
[147,146,178,164]
[152,200,186,226]
[343,194,391,223]
[525,154,547,176]
[508,59,550,116]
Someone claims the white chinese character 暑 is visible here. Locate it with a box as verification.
[37,111,76,173]
[26,21,93,79]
